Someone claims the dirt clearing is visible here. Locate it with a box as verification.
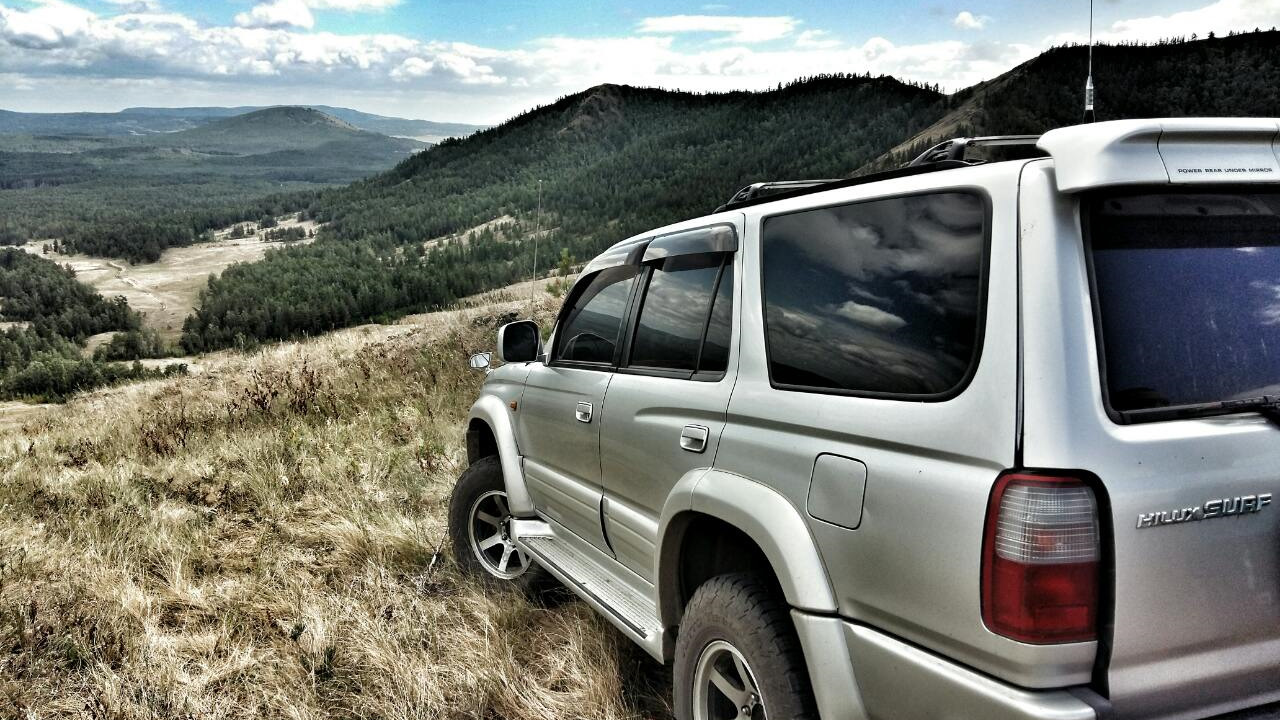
[24,214,319,342]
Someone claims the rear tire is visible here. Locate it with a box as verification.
[447,456,558,597]
[674,574,817,720]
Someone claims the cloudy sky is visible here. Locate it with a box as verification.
[2,0,1279,123]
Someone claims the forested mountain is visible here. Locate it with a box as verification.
[0,108,426,262]
[180,30,1280,352]
[866,30,1280,169]
[153,107,423,155]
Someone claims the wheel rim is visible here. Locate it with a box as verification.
[692,640,765,720]
[467,490,531,579]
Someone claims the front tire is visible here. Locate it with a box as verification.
[447,456,556,595]
[674,574,817,720]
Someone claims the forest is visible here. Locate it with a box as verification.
[0,249,178,401]
[178,31,1280,351]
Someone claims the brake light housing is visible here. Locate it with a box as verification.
[981,472,1101,644]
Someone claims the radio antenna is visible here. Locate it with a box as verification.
[1083,0,1096,122]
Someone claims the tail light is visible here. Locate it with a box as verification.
[981,472,1100,644]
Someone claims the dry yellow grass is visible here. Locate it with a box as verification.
[0,294,670,719]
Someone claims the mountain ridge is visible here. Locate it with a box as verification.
[0,105,484,141]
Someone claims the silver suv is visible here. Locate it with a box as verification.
[448,119,1280,720]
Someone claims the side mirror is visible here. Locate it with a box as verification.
[497,320,542,363]
[468,351,492,372]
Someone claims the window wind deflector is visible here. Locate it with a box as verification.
[641,225,737,264]
[1122,395,1280,426]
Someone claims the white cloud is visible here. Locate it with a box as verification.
[953,11,987,31]
[103,0,162,11]
[235,0,314,30]
[832,301,909,331]
[1045,0,1280,45]
[305,0,400,9]
[796,29,840,49]
[637,14,799,43]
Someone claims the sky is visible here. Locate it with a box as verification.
[2,0,1279,124]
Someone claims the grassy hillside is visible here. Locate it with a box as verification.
[0,291,668,719]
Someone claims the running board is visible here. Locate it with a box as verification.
[512,520,665,660]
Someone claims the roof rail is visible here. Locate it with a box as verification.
[907,135,1043,166]
[714,161,970,213]
[719,179,842,210]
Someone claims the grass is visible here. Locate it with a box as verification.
[0,293,670,719]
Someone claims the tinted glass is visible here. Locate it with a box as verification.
[700,266,733,373]
[630,255,723,371]
[762,192,986,396]
[555,267,637,364]
[1090,191,1280,412]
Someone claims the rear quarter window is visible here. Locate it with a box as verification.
[761,191,988,398]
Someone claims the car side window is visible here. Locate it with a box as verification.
[761,191,986,398]
[553,266,638,365]
[629,253,727,372]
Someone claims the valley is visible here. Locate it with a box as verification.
[22,213,320,342]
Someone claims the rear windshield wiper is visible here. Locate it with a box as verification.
[1123,395,1280,426]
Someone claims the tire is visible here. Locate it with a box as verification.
[674,574,817,720]
[447,455,558,597]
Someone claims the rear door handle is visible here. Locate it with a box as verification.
[575,401,593,423]
[680,425,709,453]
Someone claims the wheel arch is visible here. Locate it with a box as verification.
[656,469,838,635]
[466,395,535,516]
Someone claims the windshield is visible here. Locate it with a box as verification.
[1089,190,1280,418]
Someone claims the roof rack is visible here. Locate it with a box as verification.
[714,134,1048,213]
[714,161,969,213]
[906,135,1043,166]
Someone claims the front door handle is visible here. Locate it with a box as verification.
[575,401,593,423]
[680,425,709,453]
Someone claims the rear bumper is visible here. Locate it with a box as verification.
[791,611,1098,720]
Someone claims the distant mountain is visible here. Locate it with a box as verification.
[152,106,426,155]
[0,105,484,140]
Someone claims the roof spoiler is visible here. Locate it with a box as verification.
[1037,118,1280,193]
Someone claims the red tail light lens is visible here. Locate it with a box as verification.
[982,473,1100,644]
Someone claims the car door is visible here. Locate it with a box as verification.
[598,223,740,583]
[518,265,639,553]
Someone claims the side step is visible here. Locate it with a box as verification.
[514,522,664,660]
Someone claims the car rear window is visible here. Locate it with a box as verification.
[761,191,987,398]
[1088,190,1280,417]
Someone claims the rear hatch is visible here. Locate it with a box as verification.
[1082,189,1280,717]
